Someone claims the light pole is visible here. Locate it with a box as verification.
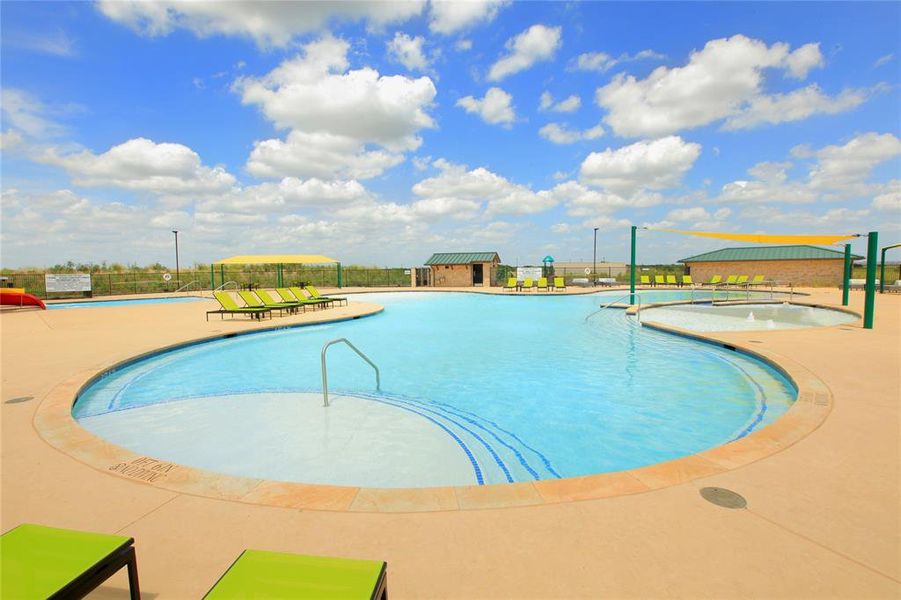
[172,230,180,290]
[592,227,598,286]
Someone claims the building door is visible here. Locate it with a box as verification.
[415,267,430,287]
[472,263,484,286]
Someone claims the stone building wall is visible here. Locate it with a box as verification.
[685,259,847,286]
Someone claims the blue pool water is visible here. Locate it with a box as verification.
[48,297,206,309]
[74,291,796,487]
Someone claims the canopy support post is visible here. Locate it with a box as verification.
[629,225,636,305]
[864,231,878,329]
[880,247,887,293]
[337,263,343,288]
[842,244,851,306]
[210,264,215,292]
[219,264,224,288]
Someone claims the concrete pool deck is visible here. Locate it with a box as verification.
[1,287,898,597]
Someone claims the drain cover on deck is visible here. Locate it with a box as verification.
[700,487,747,509]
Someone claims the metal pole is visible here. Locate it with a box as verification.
[172,230,180,289]
[220,265,224,288]
[210,264,214,291]
[630,225,636,305]
[842,243,851,306]
[337,263,343,288]
[593,227,598,287]
[879,247,886,293]
[864,232,878,329]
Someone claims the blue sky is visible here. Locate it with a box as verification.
[1,1,899,268]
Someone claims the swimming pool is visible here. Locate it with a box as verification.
[640,302,857,331]
[48,297,206,309]
[74,292,796,488]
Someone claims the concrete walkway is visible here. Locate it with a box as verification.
[1,288,898,598]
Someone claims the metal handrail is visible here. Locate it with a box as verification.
[586,292,643,323]
[321,338,380,407]
[213,280,239,291]
[174,280,200,293]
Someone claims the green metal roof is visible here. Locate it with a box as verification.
[425,252,500,265]
[679,245,863,263]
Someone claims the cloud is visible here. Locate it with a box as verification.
[429,0,509,35]
[39,137,236,194]
[97,0,426,47]
[873,53,894,69]
[456,87,516,126]
[595,35,859,137]
[538,92,581,113]
[235,36,436,179]
[0,130,24,150]
[538,122,604,144]
[544,181,662,218]
[579,136,701,195]
[872,184,900,212]
[644,206,732,230]
[1,88,69,138]
[413,158,556,215]
[571,49,665,73]
[808,132,901,189]
[201,177,371,214]
[3,29,77,57]
[387,32,429,72]
[487,24,562,81]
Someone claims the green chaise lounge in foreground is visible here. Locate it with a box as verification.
[207,291,272,321]
[277,288,326,310]
[204,549,387,600]
[255,289,304,314]
[640,275,651,285]
[537,277,549,291]
[238,290,296,316]
[1,523,140,600]
[553,276,566,291]
[503,277,517,291]
[305,284,347,306]
[290,287,333,309]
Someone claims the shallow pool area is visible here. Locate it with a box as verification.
[48,296,206,309]
[74,292,797,488]
[640,302,858,332]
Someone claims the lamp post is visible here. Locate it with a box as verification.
[592,227,599,286]
[172,230,180,290]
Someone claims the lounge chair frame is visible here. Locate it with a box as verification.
[207,292,272,321]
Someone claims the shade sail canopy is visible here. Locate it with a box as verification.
[216,254,338,265]
[651,229,859,245]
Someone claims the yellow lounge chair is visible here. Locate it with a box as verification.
[666,275,678,286]
[523,277,534,291]
[503,277,517,291]
[553,277,566,291]
[536,277,549,291]
[736,275,749,285]
[750,275,765,285]
[682,275,693,286]
[640,275,651,285]
[724,275,738,285]
[654,275,665,286]
[707,275,722,285]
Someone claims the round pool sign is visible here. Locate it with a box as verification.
[162,273,172,282]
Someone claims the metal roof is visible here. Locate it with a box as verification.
[679,245,863,263]
[216,254,338,265]
[425,252,500,265]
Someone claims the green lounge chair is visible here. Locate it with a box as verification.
[640,275,651,285]
[277,288,324,310]
[305,284,347,306]
[707,275,722,285]
[736,275,749,285]
[666,275,678,286]
[553,276,566,291]
[724,275,738,285]
[523,277,534,291]
[654,275,664,286]
[290,286,332,309]
[682,275,694,286]
[205,549,387,600]
[207,291,272,321]
[1,523,140,600]
[537,277,549,291]
[750,275,765,285]
[255,289,303,314]
[238,290,296,316]
[503,277,517,291]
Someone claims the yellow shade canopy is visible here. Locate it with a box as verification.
[216,254,339,265]
[653,229,859,245]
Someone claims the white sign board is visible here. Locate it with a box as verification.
[516,267,542,281]
[45,274,92,293]
[163,273,172,282]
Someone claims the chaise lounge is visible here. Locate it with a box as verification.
[207,291,272,321]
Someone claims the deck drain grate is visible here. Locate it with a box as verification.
[700,487,747,509]
[4,396,34,404]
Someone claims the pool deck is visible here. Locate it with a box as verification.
[1,287,898,597]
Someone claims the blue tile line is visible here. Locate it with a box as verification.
[705,352,769,442]
[355,391,514,484]
[427,399,562,479]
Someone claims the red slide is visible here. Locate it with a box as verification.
[0,290,47,309]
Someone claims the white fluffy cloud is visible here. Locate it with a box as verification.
[808,132,901,189]
[97,0,426,47]
[429,0,509,35]
[872,185,901,213]
[456,87,516,126]
[487,24,561,81]
[538,122,604,144]
[386,32,429,72]
[1,88,67,138]
[544,181,662,218]
[572,49,665,73]
[644,206,732,230]
[538,92,581,112]
[235,37,436,179]
[39,138,236,194]
[413,158,556,215]
[580,136,701,195]
[595,35,858,137]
